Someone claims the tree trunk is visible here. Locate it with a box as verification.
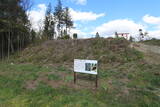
[17,33,20,53]
[20,34,22,51]
[8,31,10,59]
[1,35,4,59]
[10,31,14,53]
[66,25,67,35]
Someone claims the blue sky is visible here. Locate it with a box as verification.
[28,0,160,39]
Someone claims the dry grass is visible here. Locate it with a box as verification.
[11,38,142,70]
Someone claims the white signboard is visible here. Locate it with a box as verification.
[74,59,98,75]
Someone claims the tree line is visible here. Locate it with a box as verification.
[0,0,36,60]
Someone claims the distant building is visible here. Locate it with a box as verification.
[116,33,130,40]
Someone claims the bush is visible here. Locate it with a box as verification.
[73,33,77,39]
[59,35,71,40]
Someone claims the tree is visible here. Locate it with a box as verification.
[73,33,78,39]
[115,32,118,38]
[43,3,54,40]
[0,0,34,59]
[139,29,144,41]
[31,29,36,42]
[54,0,64,37]
[139,29,149,41]
[63,7,73,35]
[95,32,100,38]
[129,36,134,42]
[50,19,56,39]
[21,0,33,11]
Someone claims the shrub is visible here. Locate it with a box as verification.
[73,33,77,39]
[59,35,71,40]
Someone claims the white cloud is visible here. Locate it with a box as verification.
[92,19,145,38]
[27,4,47,31]
[142,15,160,39]
[71,0,87,5]
[70,29,88,38]
[143,15,160,25]
[70,8,105,21]
[76,0,87,5]
[148,30,160,39]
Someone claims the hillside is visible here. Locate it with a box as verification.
[131,42,160,65]
[141,39,160,46]
[11,38,142,68]
[0,38,160,106]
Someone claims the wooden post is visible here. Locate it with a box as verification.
[74,72,76,84]
[95,75,98,88]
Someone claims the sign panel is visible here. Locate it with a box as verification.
[74,59,98,75]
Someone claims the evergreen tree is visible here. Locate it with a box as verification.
[115,32,118,38]
[73,33,78,39]
[43,3,54,40]
[54,0,64,37]
[0,0,33,59]
[63,7,73,36]
[31,29,36,42]
[95,32,100,38]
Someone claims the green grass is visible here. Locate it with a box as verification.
[0,61,159,107]
[142,39,160,46]
[48,74,61,81]
[64,75,74,82]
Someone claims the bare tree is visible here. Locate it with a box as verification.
[20,0,33,11]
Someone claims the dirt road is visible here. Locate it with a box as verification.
[131,43,160,65]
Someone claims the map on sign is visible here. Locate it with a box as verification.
[74,59,98,75]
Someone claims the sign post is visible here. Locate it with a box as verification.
[96,75,98,88]
[74,59,98,88]
[74,72,76,84]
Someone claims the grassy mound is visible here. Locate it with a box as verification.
[0,38,159,106]
[11,38,143,69]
